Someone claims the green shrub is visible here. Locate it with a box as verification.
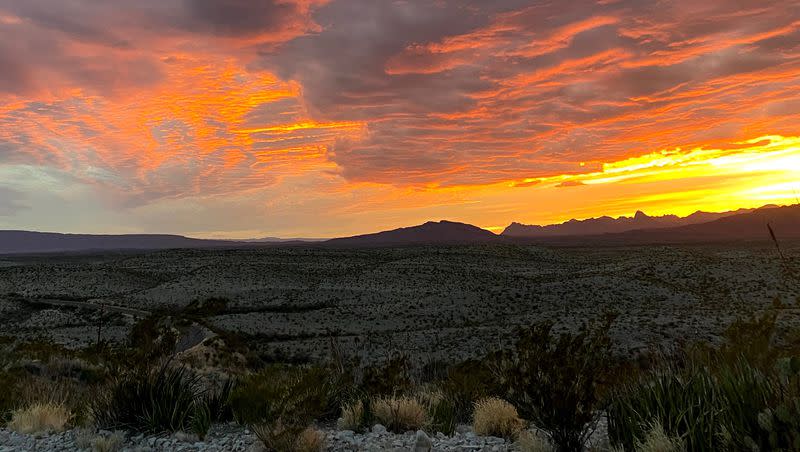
[230,365,339,426]
[496,317,614,452]
[360,354,414,397]
[439,360,496,424]
[128,315,178,361]
[92,362,203,434]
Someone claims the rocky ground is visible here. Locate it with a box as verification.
[0,421,609,451]
[2,243,798,366]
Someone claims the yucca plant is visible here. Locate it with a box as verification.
[191,401,212,440]
[607,364,721,451]
[92,361,204,434]
[203,378,235,422]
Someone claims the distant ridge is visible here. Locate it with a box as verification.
[0,231,235,255]
[591,203,800,244]
[502,207,757,238]
[2,204,796,254]
[511,204,799,245]
[325,220,499,246]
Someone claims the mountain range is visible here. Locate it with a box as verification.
[1,204,797,254]
[501,207,759,238]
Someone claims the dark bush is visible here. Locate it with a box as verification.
[230,365,341,426]
[496,316,614,452]
[92,361,204,434]
[439,360,496,424]
[360,354,414,397]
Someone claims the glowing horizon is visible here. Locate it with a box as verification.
[0,0,799,238]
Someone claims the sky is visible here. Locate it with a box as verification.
[0,0,799,238]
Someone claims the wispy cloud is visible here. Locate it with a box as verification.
[0,0,798,235]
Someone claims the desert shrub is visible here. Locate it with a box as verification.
[128,314,178,360]
[439,359,496,423]
[496,317,614,451]
[472,397,524,438]
[361,354,414,396]
[183,297,230,317]
[372,396,427,433]
[691,312,779,370]
[8,402,71,434]
[253,418,325,452]
[728,356,800,451]
[230,365,339,426]
[91,362,203,434]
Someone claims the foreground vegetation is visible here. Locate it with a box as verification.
[3,295,800,452]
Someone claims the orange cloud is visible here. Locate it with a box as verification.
[1,0,799,237]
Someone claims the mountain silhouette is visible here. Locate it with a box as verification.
[0,231,234,255]
[592,204,799,244]
[502,207,756,238]
[325,220,499,246]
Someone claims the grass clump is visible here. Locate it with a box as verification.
[75,429,126,452]
[295,426,327,452]
[8,402,71,434]
[472,397,524,438]
[426,394,457,435]
[253,420,325,452]
[336,399,365,431]
[634,422,685,452]
[372,396,427,433]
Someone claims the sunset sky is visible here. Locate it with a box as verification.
[1,0,799,238]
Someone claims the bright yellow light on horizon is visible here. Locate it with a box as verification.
[461,135,800,230]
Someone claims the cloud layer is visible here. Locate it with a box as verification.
[0,0,798,235]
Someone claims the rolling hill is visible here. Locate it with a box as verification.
[0,231,235,254]
[325,220,499,246]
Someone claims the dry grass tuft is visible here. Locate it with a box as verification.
[337,399,364,431]
[8,402,71,434]
[90,431,125,452]
[295,427,326,452]
[373,396,427,432]
[472,397,524,438]
[253,419,325,452]
[635,422,685,452]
